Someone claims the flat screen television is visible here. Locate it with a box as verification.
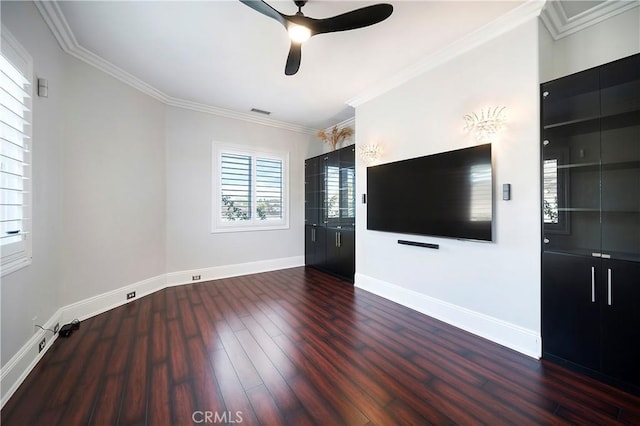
[366,143,493,241]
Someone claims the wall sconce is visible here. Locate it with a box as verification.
[358,143,382,166]
[463,106,507,143]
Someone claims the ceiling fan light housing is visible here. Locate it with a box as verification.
[288,24,311,43]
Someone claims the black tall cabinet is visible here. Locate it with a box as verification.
[541,53,640,393]
[305,145,356,282]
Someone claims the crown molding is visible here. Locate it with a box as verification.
[34,1,170,103]
[540,0,639,41]
[324,116,355,132]
[346,0,546,108]
[33,0,318,135]
[166,98,317,135]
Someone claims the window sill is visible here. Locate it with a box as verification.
[211,223,290,234]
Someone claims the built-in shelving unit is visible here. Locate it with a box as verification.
[304,145,356,282]
[541,53,640,394]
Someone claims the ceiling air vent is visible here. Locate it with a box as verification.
[250,108,271,115]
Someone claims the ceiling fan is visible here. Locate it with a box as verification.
[239,0,393,75]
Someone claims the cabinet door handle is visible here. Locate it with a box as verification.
[312,228,315,242]
[335,232,338,247]
[338,232,341,248]
[591,266,596,303]
[607,268,612,306]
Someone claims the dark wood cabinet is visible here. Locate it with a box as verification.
[304,224,326,269]
[305,145,356,282]
[543,253,640,391]
[325,226,355,280]
[600,259,640,389]
[542,252,601,371]
[541,53,640,394]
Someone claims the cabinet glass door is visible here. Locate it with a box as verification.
[600,111,640,262]
[600,54,640,117]
[324,151,340,224]
[542,120,601,256]
[600,54,640,263]
[305,158,319,225]
[340,147,355,225]
[542,68,599,125]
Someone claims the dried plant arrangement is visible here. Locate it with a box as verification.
[316,125,354,151]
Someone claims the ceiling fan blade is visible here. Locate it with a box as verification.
[285,42,302,75]
[309,4,393,35]
[239,0,286,27]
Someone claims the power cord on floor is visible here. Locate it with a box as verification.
[34,324,56,334]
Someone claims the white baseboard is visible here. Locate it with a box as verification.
[354,273,541,359]
[1,255,304,409]
[60,274,167,323]
[165,256,305,287]
[1,309,62,408]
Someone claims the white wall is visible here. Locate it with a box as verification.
[164,106,316,272]
[540,7,640,82]
[355,19,542,356]
[1,0,166,374]
[58,56,166,306]
[1,0,64,367]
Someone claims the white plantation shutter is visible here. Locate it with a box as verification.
[220,153,252,221]
[1,30,32,276]
[255,157,283,220]
[213,144,288,232]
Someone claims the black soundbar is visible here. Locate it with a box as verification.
[397,240,439,249]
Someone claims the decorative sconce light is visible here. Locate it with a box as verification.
[358,143,382,166]
[463,106,507,143]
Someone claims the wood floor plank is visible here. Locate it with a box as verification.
[3,266,640,426]
[90,374,124,425]
[186,337,225,414]
[120,335,149,425]
[105,317,135,376]
[171,381,197,425]
[235,328,302,414]
[147,363,171,426]
[272,333,398,425]
[46,329,101,408]
[206,348,261,426]
[167,319,190,383]
[216,320,263,391]
[246,384,286,426]
[136,297,153,335]
[150,311,167,363]
[240,314,299,381]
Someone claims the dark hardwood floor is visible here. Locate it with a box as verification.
[2,266,640,425]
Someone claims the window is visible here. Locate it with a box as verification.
[543,148,570,234]
[1,29,32,276]
[543,159,559,224]
[212,143,288,232]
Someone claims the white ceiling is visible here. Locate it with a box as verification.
[44,1,636,131]
[52,0,524,130]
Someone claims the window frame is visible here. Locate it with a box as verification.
[1,28,33,277]
[211,142,289,233]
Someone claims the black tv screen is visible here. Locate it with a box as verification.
[367,143,493,241]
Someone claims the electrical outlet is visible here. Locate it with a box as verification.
[53,322,60,334]
[38,337,46,353]
[126,291,136,300]
[192,275,201,281]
